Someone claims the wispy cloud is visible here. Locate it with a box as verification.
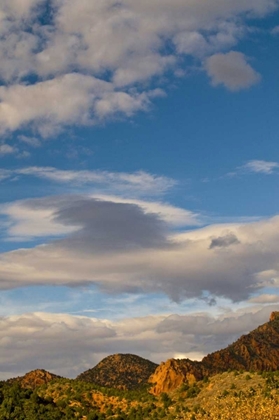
[18,135,41,148]
[242,160,279,174]
[0,144,17,156]
[0,144,30,159]
[228,160,279,177]
[0,166,177,197]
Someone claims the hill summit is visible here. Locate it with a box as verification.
[77,353,158,390]
[8,369,61,389]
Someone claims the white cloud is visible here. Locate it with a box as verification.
[227,160,279,178]
[242,160,279,174]
[0,200,80,240]
[0,0,275,134]
[0,306,276,379]
[205,51,261,91]
[0,144,17,155]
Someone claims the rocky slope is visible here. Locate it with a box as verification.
[150,311,279,394]
[77,353,158,390]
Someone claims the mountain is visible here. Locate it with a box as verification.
[149,311,279,394]
[2,313,279,418]
[76,353,158,390]
[7,369,61,389]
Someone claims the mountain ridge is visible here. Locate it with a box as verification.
[149,311,279,394]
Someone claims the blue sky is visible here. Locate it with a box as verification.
[0,0,278,378]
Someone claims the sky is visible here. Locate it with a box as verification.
[0,0,279,379]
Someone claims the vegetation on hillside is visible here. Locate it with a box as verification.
[77,353,158,390]
[2,370,279,419]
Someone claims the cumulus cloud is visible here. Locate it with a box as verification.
[205,51,261,91]
[1,194,279,302]
[0,306,276,379]
[0,74,156,136]
[0,0,275,135]
[174,21,244,57]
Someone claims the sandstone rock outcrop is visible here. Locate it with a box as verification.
[149,358,207,395]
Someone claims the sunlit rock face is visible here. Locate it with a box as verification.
[149,358,207,395]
